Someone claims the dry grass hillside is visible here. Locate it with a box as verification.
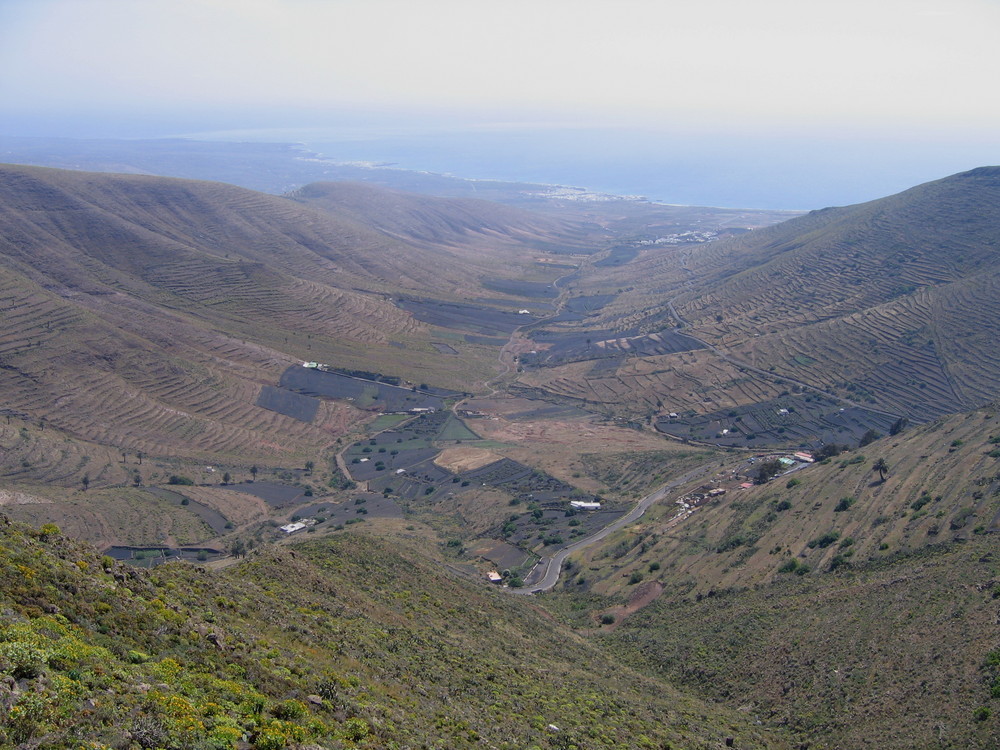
[591,167,1000,421]
[543,404,1000,747]
[288,180,601,254]
[3,165,612,469]
[571,404,1000,598]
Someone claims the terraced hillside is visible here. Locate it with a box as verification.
[288,180,600,253]
[0,165,613,467]
[542,404,1000,747]
[592,167,1000,421]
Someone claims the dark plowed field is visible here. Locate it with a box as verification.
[563,294,616,315]
[505,403,594,420]
[103,545,225,567]
[348,447,441,481]
[464,334,509,346]
[226,481,309,508]
[279,366,446,412]
[255,385,320,423]
[481,279,559,299]
[473,539,533,571]
[523,328,705,367]
[147,487,229,536]
[594,245,640,267]
[299,495,403,524]
[655,395,898,449]
[396,298,539,335]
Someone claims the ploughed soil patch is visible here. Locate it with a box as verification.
[348,447,441,482]
[340,409,613,557]
[593,245,639,267]
[103,544,225,567]
[226,481,310,509]
[296,494,403,527]
[467,538,533,571]
[396,298,539,336]
[502,507,627,551]
[562,294,616,316]
[279,366,448,412]
[521,328,705,368]
[256,385,320,423]
[147,487,230,536]
[461,396,595,422]
[655,395,899,449]
[464,334,509,346]
[481,278,559,299]
[346,411,482,480]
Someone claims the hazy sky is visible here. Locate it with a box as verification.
[3,0,999,206]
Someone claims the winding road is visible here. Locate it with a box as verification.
[511,462,713,594]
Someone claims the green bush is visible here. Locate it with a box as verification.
[807,531,840,549]
[834,496,856,512]
[778,559,800,574]
[911,494,932,511]
[271,699,307,720]
[168,475,194,486]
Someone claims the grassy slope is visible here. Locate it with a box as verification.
[0,516,786,749]
[545,405,1000,747]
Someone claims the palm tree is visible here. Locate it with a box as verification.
[873,458,889,482]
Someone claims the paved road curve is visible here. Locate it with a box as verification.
[510,463,714,594]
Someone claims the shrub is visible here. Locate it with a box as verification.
[815,443,846,461]
[775,500,792,511]
[600,613,616,625]
[37,523,61,540]
[778,559,800,574]
[343,717,371,741]
[628,571,644,585]
[834,496,856,512]
[807,531,840,549]
[911,494,932,511]
[858,429,881,447]
[271,699,307,720]
[168,475,194,485]
[828,554,850,572]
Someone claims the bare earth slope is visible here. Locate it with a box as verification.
[288,180,601,253]
[599,167,1000,421]
[0,165,602,464]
